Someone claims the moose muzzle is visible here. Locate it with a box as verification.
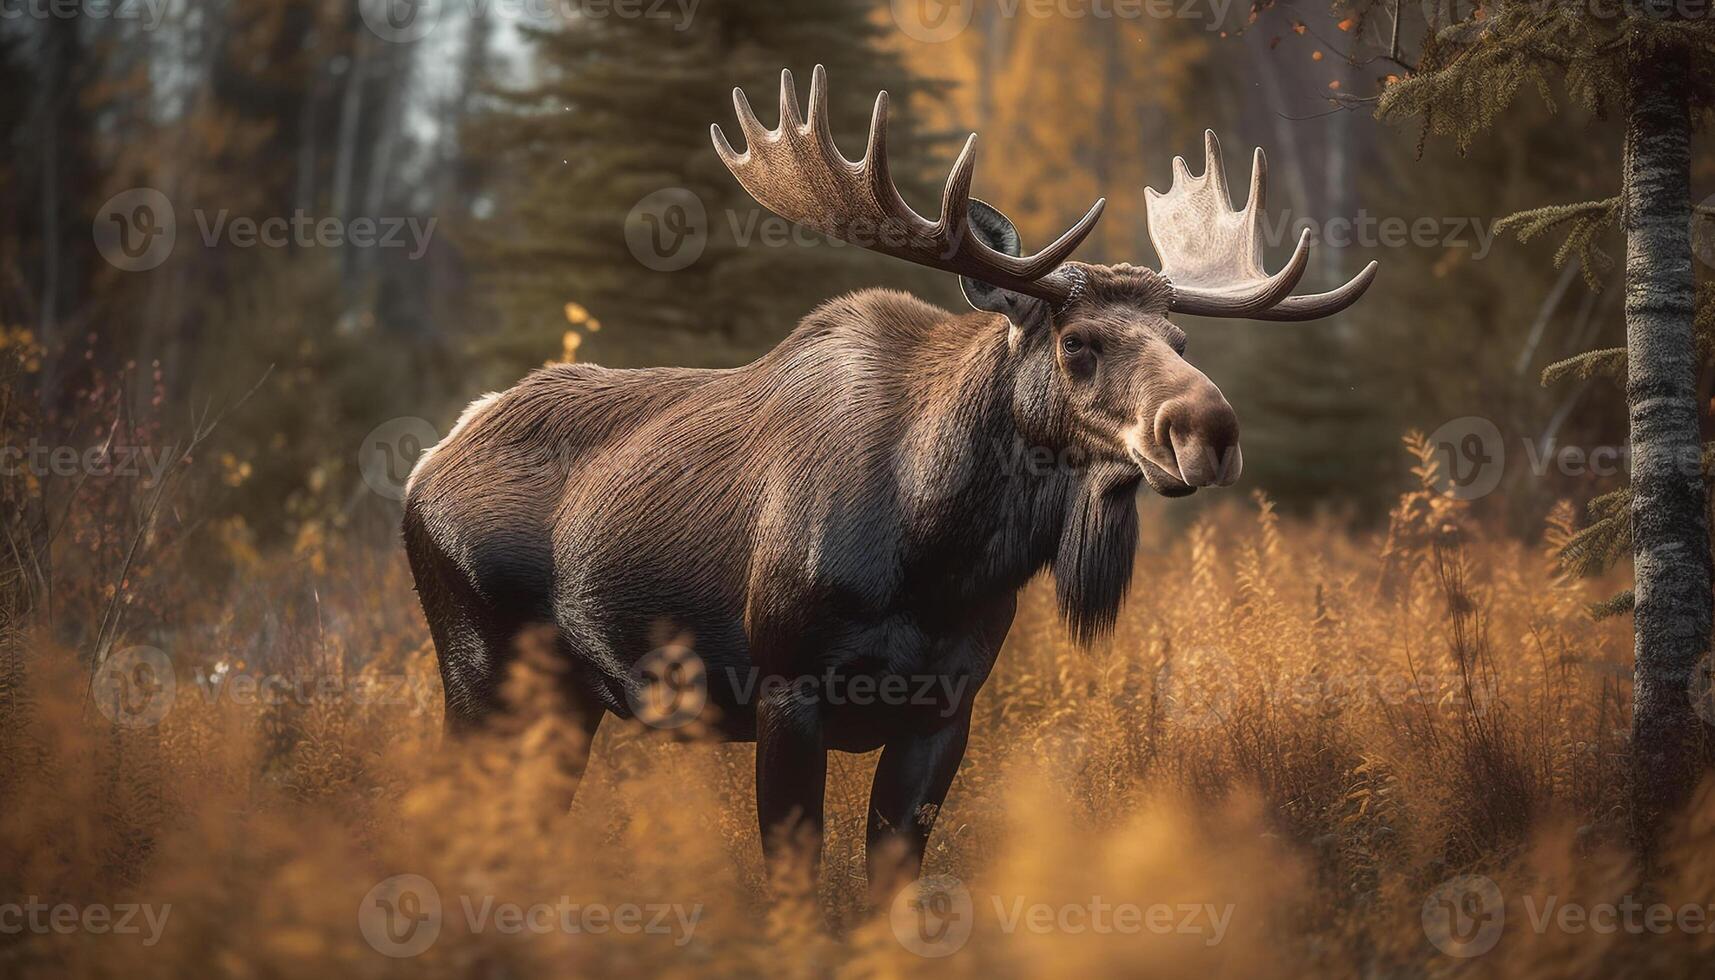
[1153,390,1242,488]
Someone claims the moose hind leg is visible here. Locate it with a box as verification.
[755,688,828,891]
[409,548,508,737]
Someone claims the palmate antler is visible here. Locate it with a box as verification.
[713,67,1374,321]
[1145,131,1377,320]
[711,65,1105,304]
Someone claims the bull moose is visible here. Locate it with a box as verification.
[403,66,1376,902]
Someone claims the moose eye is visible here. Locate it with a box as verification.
[1061,335,1085,356]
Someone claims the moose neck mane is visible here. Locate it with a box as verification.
[889,294,1142,645]
[755,288,1140,644]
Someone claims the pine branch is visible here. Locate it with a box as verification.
[1497,197,1620,287]
[1589,589,1635,620]
[1558,489,1632,579]
[1541,347,1626,387]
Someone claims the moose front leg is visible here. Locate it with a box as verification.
[755,689,827,891]
[865,710,971,909]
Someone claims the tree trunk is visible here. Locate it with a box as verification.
[1623,39,1709,847]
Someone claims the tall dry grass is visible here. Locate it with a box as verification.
[4,429,1714,978]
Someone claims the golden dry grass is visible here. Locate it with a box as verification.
[4,437,1715,978]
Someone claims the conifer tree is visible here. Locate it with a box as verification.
[461,1,949,375]
[1342,0,1715,844]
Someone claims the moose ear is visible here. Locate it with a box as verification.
[961,200,1035,322]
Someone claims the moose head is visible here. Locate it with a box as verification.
[712,65,1377,498]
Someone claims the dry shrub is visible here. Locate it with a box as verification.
[3,437,1709,979]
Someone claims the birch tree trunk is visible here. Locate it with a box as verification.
[1623,38,1710,845]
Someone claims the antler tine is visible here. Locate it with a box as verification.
[731,86,766,147]
[710,122,741,168]
[861,90,902,212]
[1247,260,1379,321]
[938,135,978,238]
[1010,198,1107,279]
[1244,145,1265,214]
[1203,130,1231,207]
[778,68,802,132]
[805,64,842,163]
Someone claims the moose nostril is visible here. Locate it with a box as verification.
[1156,398,1240,487]
[1154,400,1188,449]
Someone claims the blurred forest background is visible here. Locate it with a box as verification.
[1,0,1705,563]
